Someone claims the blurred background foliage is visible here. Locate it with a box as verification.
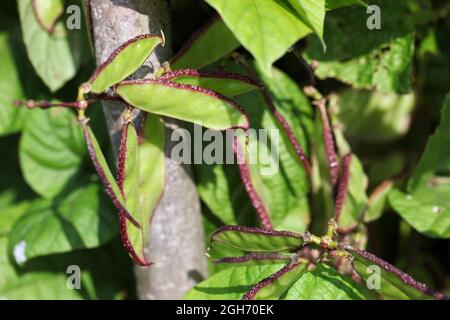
[0,0,449,299]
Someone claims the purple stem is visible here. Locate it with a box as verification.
[334,154,352,224]
[232,135,273,229]
[211,225,303,241]
[214,253,291,265]
[315,99,340,188]
[242,262,301,300]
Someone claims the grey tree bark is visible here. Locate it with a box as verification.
[90,0,207,300]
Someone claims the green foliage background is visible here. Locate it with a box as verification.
[0,0,449,299]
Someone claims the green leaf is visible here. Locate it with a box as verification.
[17,0,78,91]
[205,0,311,77]
[349,247,445,300]
[335,90,415,143]
[116,80,249,130]
[0,237,133,299]
[88,35,163,94]
[210,226,303,253]
[305,0,415,93]
[171,17,240,70]
[8,182,117,262]
[159,70,259,97]
[409,94,450,191]
[0,202,30,237]
[19,108,86,198]
[389,186,450,239]
[31,0,64,33]
[0,32,26,136]
[282,264,366,299]
[325,0,366,10]
[285,0,325,45]
[364,181,393,223]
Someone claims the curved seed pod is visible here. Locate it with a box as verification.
[315,99,340,188]
[233,131,273,229]
[211,226,304,253]
[87,34,163,94]
[116,79,249,130]
[137,114,166,246]
[80,120,140,228]
[171,16,240,70]
[116,115,166,266]
[158,69,260,97]
[243,262,308,300]
[117,121,150,266]
[348,247,447,300]
[213,253,292,266]
[32,0,64,34]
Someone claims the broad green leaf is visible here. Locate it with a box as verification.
[171,17,240,70]
[8,182,117,262]
[389,186,450,239]
[88,35,163,94]
[205,0,311,77]
[305,0,415,93]
[310,33,415,93]
[0,32,26,136]
[19,108,86,198]
[282,264,366,300]
[0,202,30,237]
[31,0,64,33]
[81,122,139,227]
[186,263,366,300]
[159,70,259,97]
[137,115,165,245]
[364,181,393,223]
[286,0,325,45]
[0,237,133,299]
[335,90,415,143]
[116,80,249,130]
[349,247,445,300]
[409,94,450,191]
[244,262,308,300]
[325,0,366,10]
[18,0,78,92]
[210,226,303,253]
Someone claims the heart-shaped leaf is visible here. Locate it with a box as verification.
[348,247,446,300]
[115,79,249,130]
[210,226,304,253]
[9,182,118,262]
[88,34,163,94]
[31,0,64,34]
[19,108,86,199]
[159,69,259,97]
[18,0,79,92]
[205,0,311,77]
[171,16,240,70]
